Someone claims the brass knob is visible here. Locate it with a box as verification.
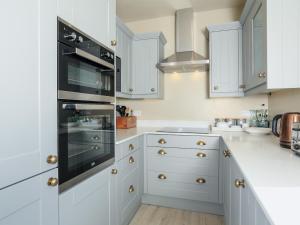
[129,156,135,164]
[129,185,135,193]
[235,179,245,188]
[196,178,206,184]
[158,174,167,180]
[158,149,167,156]
[151,88,155,92]
[111,40,117,46]
[196,140,206,146]
[129,144,134,151]
[47,177,58,187]
[196,152,207,158]
[258,72,266,78]
[223,150,231,158]
[47,155,58,164]
[239,84,246,89]
[129,88,133,92]
[111,169,118,175]
[158,138,167,144]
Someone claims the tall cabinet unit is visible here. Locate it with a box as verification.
[242,0,300,94]
[208,22,244,97]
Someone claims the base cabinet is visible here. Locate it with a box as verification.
[0,169,58,225]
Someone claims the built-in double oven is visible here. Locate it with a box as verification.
[57,18,115,192]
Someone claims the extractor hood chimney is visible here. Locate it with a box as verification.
[157,8,209,73]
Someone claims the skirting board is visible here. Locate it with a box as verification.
[142,194,224,216]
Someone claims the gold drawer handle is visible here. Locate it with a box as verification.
[196,140,206,146]
[129,156,135,164]
[47,155,58,164]
[235,179,245,188]
[158,149,167,156]
[47,177,58,187]
[111,40,117,46]
[158,174,167,180]
[129,144,134,151]
[158,138,167,144]
[111,169,118,175]
[129,185,135,193]
[196,178,206,184]
[196,152,207,158]
[223,150,231,158]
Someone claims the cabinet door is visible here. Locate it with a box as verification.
[223,150,231,225]
[210,29,242,97]
[243,16,253,91]
[241,181,256,225]
[251,0,267,87]
[59,166,113,225]
[110,164,120,225]
[0,169,58,225]
[0,0,57,189]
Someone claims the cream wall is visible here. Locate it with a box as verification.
[118,8,268,122]
[268,90,300,118]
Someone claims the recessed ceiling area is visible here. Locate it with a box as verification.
[117,0,245,22]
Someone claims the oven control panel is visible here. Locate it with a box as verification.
[58,19,114,65]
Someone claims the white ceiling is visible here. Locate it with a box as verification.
[117,0,245,22]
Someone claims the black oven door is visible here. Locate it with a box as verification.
[58,101,115,192]
[58,42,115,103]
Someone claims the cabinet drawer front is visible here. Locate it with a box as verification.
[147,134,219,149]
[116,137,140,161]
[148,171,219,203]
[120,151,139,177]
[148,150,219,177]
[120,168,139,210]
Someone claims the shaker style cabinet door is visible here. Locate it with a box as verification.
[0,0,57,189]
[0,169,59,225]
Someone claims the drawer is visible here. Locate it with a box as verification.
[148,171,219,203]
[116,137,140,161]
[120,167,139,210]
[120,190,140,225]
[119,150,139,178]
[147,149,219,177]
[147,134,220,149]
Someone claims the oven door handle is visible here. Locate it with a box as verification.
[64,48,114,70]
[62,104,114,110]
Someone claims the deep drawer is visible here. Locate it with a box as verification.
[147,134,220,149]
[116,137,140,161]
[147,171,219,203]
[119,150,139,178]
[147,148,219,177]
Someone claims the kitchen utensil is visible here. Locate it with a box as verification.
[244,127,272,135]
[272,112,300,148]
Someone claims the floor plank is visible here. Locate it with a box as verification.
[129,205,224,225]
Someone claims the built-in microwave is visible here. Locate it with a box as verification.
[58,18,115,103]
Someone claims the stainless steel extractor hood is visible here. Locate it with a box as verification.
[157,8,209,73]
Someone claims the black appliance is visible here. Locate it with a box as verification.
[58,18,115,103]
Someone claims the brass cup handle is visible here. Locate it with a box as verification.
[47,155,58,164]
[158,138,167,144]
[158,174,167,180]
[158,149,167,156]
[196,140,206,146]
[129,144,134,151]
[111,169,118,175]
[111,40,117,46]
[129,185,135,193]
[223,150,231,158]
[196,178,206,184]
[235,179,245,188]
[129,156,135,164]
[47,177,58,187]
[196,152,207,158]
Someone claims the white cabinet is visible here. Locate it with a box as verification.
[0,169,58,225]
[116,18,166,99]
[242,0,300,94]
[59,166,114,225]
[57,0,116,48]
[0,0,57,189]
[208,22,244,97]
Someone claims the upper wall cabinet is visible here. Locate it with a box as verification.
[57,0,116,49]
[208,22,244,97]
[242,0,300,94]
[0,0,57,189]
[116,18,166,99]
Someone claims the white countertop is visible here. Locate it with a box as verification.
[116,127,300,225]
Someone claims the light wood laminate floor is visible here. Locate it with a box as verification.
[129,205,224,225]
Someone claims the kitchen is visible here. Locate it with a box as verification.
[1,0,300,225]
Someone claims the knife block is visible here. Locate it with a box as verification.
[116,116,137,129]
